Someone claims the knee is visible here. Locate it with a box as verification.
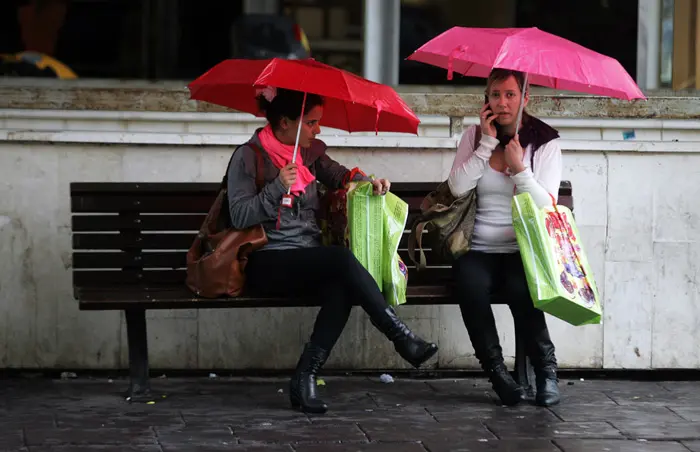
[455,277,490,301]
[330,246,356,263]
[508,294,541,322]
[505,279,534,313]
[325,246,362,274]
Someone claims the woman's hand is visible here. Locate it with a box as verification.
[371,178,391,195]
[279,163,298,189]
[504,135,526,174]
[480,103,498,137]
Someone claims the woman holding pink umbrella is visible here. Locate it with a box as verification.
[408,26,644,408]
[448,68,562,407]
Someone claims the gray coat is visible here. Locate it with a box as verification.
[226,130,369,251]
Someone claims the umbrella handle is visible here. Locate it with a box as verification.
[288,91,308,195]
[514,73,529,134]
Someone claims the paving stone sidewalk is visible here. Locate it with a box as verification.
[1,374,700,451]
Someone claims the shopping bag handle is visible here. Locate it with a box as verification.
[342,167,367,186]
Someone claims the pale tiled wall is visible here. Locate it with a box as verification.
[0,113,698,370]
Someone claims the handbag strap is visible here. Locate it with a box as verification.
[221,142,266,192]
[250,142,265,192]
[201,142,267,234]
[407,220,428,270]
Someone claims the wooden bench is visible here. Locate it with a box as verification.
[71,181,573,400]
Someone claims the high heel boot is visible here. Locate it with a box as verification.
[370,306,438,368]
[289,342,329,414]
[463,312,523,406]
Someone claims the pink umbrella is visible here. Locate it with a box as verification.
[407,26,645,101]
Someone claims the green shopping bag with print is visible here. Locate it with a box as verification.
[512,192,602,326]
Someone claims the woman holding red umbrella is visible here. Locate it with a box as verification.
[226,87,438,414]
[448,69,562,407]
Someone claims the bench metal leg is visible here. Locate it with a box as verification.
[124,308,151,401]
[514,323,536,398]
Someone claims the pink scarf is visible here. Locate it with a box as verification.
[258,124,316,196]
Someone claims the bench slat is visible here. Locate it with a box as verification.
[72,195,217,214]
[76,284,453,310]
[73,266,451,287]
[73,213,425,233]
[72,248,447,270]
[71,194,425,214]
[72,204,571,241]
[73,251,186,269]
[69,182,441,195]
[73,231,432,254]
[69,180,570,198]
[72,213,429,234]
[71,185,572,215]
[72,215,207,232]
[70,182,221,194]
[73,233,194,250]
[73,270,185,287]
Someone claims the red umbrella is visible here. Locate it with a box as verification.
[188,58,420,135]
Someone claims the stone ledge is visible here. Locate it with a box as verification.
[1,83,699,118]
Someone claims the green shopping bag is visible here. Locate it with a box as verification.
[511,192,602,326]
[346,181,409,306]
[380,187,410,306]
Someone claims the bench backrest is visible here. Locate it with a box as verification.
[70,181,572,292]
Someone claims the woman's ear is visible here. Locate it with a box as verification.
[279,117,290,132]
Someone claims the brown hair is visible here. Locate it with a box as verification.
[485,69,528,95]
[256,88,324,131]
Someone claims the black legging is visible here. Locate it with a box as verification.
[245,246,388,351]
[453,250,556,369]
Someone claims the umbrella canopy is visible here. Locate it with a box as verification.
[188,58,420,134]
[407,27,645,101]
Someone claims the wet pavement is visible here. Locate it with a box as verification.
[1,374,700,451]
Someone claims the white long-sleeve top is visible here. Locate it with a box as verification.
[448,125,563,253]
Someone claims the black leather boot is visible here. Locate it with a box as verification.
[370,307,438,368]
[289,343,329,414]
[461,309,523,406]
[535,367,560,406]
[525,315,560,406]
[487,362,524,406]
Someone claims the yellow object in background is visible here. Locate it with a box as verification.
[0,51,77,79]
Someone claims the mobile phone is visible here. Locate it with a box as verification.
[483,94,502,135]
[484,94,493,114]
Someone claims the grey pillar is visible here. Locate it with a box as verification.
[363,0,400,85]
[637,0,661,90]
[243,0,279,14]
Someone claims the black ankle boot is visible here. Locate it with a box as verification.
[535,367,560,406]
[523,316,560,407]
[487,363,523,406]
[289,343,329,414]
[371,307,438,368]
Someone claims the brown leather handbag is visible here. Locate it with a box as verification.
[186,143,268,298]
